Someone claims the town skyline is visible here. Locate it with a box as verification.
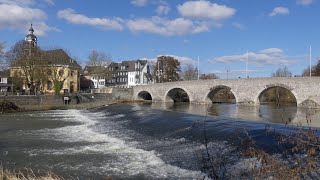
[1,0,320,78]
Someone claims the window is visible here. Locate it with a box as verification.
[59,69,64,77]
[71,71,75,77]
[47,70,52,76]
[47,81,53,90]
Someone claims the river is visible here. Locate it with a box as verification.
[0,103,320,179]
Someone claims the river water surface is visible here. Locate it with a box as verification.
[1,103,320,179]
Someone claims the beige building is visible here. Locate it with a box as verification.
[10,25,80,94]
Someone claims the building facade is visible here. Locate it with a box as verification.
[106,60,152,88]
[83,66,108,89]
[10,25,80,94]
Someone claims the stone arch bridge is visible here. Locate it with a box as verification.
[133,77,320,108]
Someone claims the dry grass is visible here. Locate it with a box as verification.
[199,108,320,179]
[0,167,64,180]
[0,166,115,180]
[239,124,320,179]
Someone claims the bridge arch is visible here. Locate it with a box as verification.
[137,90,153,101]
[165,87,191,103]
[205,85,238,104]
[255,84,298,106]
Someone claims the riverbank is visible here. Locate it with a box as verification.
[0,100,19,113]
[0,167,63,180]
[0,99,150,113]
[0,89,138,113]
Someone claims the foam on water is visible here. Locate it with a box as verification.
[27,109,204,179]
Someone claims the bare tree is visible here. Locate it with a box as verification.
[272,66,292,77]
[9,41,46,93]
[182,64,198,80]
[200,73,219,80]
[0,41,5,70]
[6,41,26,65]
[153,56,181,83]
[86,50,112,88]
[87,50,112,67]
[0,42,4,55]
[302,59,320,77]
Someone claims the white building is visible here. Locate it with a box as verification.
[0,70,9,92]
[107,60,152,88]
[83,66,108,89]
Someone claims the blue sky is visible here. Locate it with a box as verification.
[0,0,319,78]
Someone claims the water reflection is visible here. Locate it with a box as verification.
[149,102,320,127]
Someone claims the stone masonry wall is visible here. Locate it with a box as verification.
[0,95,66,107]
[133,77,320,108]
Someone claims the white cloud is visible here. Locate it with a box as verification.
[177,0,236,21]
[0,2,57,36]
[259,48,283,55]
[156,3,170,15]
[269,7,290,17]
[164,55,196,65]
[32,22,61,36]
[209,48,297,65]
[232,22,245,30]
[144,54,196,66]
[297,0,314,6]
[44,0,54,5]
[57,8,124,31]
[127,16,209,36]
[131,0,148,7]
[0,0,34,6]
[56,1,233,36]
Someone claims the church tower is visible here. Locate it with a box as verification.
[24,24,37,55]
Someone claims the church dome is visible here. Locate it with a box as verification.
[25,24,37,46]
